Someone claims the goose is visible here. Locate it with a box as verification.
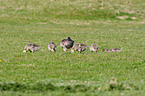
[89,44,98,53]
[71,43,87,53]
[60,37,74,52]
[102,48,122,52]
[48,42,57,52]
[23,43,41,53]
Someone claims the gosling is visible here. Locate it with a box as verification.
[23,43,41,53]
[89,44,98,53]
[48,42,57,52]
[71,43,88,53]
[102,48,122,52]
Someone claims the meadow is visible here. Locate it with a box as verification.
[0,0,145,95]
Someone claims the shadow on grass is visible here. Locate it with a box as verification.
[0,80,142,93]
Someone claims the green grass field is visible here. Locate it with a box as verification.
[0,0,145,95]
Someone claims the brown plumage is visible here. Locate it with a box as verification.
[48,42,57,52]
[23,43,41,53]
[89,44,98,53]
[71,43,88,53]
[60,37,74,52]
[102,48,122,52]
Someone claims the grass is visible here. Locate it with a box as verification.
[0,0,145,95]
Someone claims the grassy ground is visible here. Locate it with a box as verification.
[0,0,145,95]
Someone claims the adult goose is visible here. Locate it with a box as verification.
[60,37,74,52]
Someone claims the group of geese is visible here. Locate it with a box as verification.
[23,37,122,53]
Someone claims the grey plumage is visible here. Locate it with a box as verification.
[48,42,57,52]
[89,44,98,53]
[60,37,74,52]
[23,43,41,53]
[71,43,88,53]
[102,48,122,52]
